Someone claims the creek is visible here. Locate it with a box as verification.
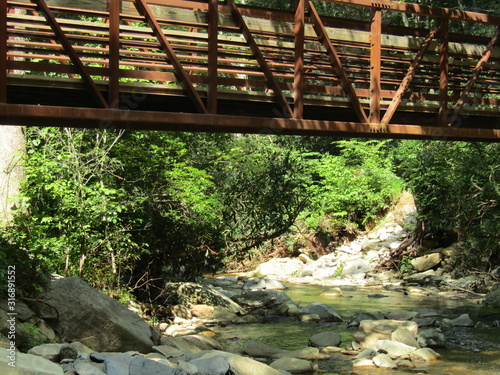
[212,284,500,375]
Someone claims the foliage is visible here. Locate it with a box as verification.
[396,141,500,270]
[302,140,404,232]
[17,322,48,352]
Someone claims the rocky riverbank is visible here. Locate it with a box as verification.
[1,194,499,374]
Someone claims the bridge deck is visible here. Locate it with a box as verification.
[1,0,499,141]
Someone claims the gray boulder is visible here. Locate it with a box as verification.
[411,253,442,272]
[29,277,160,353]
[373,353,398,369]
[0,348,64,375]
[190,354,229,375]
[270,357,318,373]
[308,331,341,348]
[227,355,283,375]
[483,289,500,308]
[417,328,446,348]
[232,290,292,310]
[376,340,417,359]
[129,356,184,375]
[300,302,342,322]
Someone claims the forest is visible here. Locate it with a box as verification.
[0,0,499,303]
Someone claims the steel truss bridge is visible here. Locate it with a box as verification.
[1,0,500,141]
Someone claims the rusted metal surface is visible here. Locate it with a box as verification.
[0,0,499,140]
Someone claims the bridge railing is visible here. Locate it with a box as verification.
[1,0,499,127]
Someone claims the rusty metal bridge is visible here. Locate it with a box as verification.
[1,0,500,141]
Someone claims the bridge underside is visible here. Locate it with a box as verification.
[1,0,500,141]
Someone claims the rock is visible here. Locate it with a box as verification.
[129,356,184,375]
[190,354,229,375]
[27,343,64,362]
[446,313,474,327]
[417,328,446,348]
[352,358,376,368]
[59,344,79,361]
[373,353,398,369]
[347,312,381,327]
[74,359,107,375]
[354,348,377,360]
[300,302,342,322]
[0,348,64,375]
[0,299,35,321]
[232,290,292,310]
[308,331,341,348]
[483,289,500,308]
[170,305,192,320]
[242,278,267,291]
[226,355,283,375]
[359,320,418,336]
[264,279,287,290]
[277,347,329,360]
[319,288,342,297]
[255,258,304,277]
[410,347,441,362]
[411,253,442,272]
[300,314,321,322]
[244,340,286,358]
[191,305,214,318]
[158,335,223,357]
[104,353,134,375]
[343,259,373,276]
[391,327,420,348]
[270,357,317,373]
[376,340,417,359]
[387,310,417,321]
[404,270,443,286]
[29,277,159,353]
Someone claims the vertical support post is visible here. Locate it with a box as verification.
[0,0,8,103]
[207,0,218,114]
[293,0,305,119]
[108,0,121,109]
[438,17,449,126]
[369,8,382,124]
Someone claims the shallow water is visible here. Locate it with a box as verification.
[213,284,500,375]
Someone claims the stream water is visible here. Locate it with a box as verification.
[212,284,500,375]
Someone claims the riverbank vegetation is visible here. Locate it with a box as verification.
[1,128,498,301]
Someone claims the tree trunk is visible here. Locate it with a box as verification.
[0,126,26,225]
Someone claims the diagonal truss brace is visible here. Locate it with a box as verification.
[448,27,500,126]
[227,0,293,119]
[134,0,208,114]
[381,24,440,125]
[308,0,368,124]
[31,0,109,108]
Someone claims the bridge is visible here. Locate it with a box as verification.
[1,0,499,141]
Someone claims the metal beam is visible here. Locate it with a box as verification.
[0,0,7,103]
[369,8,381,124]
[381,24,439,125]
[0,103,498,142]
[207,0,218,114]
[308,0,368,124]
[438,17,449,126]
[108,0,120,109]
[133,0,208,114]
[30,0,109,108]
[227,0,293,118]
[449,27,500,126]
[293,0,305,119]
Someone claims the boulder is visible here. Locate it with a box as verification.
[73,358,107,375]
[104,353,134,375]
[232,290,292,310]
[446,313,474,327]
[308,331,341,348]
[376,340,417,359]
[417,328,446,348]
[343,259,373,276]
[244,340,286,358]
[373,353,398,369]
[190,354,229,375]
[410,348,441,362]
[27,343,64,362]
[226,355,283,375]
[411,253,442,272]
[270,357,318,373]
[483,289,500,308]
[391,327,420,348]
[359,320,418,336]
[0,348,64,375]
[29,277,159,353]
[242,278,267,291]
[300,303,342,322]
[255,258,305,277]
[129,356,184,375]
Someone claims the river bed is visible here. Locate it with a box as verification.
[212,284,500,375]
